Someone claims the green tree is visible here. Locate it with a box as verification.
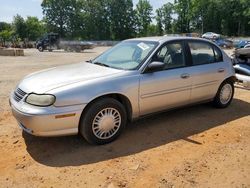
[156,9,164,36]
[13,14,27,40]
[25,16,46,40]
[39,0,250,39]
[136,0,153,36]
[0,22,12,32]
[0,30,14,46]
[82,0,111,40]
[41,0,75,37]
[109,0,136,40]
[173,0,192,33]
[156,3,173,35]
[189,0,250,36]
[147,24,158,36]
[241,0,250,35]
[190,0,207,33]
[41,0,136,40]
[219,0,250,36]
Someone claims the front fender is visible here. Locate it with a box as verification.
[49,74,140,118]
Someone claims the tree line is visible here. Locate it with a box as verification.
[41,0,250,39]
[0,0,250,45]
[0,15,45,46]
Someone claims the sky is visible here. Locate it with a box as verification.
[0,0,173,23]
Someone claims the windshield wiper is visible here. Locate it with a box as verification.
[86,59,92,63]
[94,62,110,67]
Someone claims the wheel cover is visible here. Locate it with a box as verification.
[92,108,121,139]
[220,84,233,105]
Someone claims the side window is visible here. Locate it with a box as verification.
[214,46,223,62]
[152,42,185,69]
[188,42,215,65]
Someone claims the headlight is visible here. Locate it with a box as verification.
[25,93,56,107]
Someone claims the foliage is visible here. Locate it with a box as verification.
[12,15,27,40]
[179,0,250,36]
[2,0,250,44]
[156,3,174,35]
[0,30,14,46]
[41,0,250,39]
[12,14,46,41]
[109,0,136,40]
[80,0,111,40]
[135,0,153,37]
[41,0,74,37]
[26,17,46,41]
[0,22,12,32]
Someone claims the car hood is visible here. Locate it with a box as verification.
[18,62,123,93]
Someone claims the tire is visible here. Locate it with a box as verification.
[38,46,44,52]
[79,98,127,145]
[213,80,234,108]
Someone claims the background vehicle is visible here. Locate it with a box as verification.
[232,48,250,89]
[36,33,95,52]
[10,37,235,145]
[244,44,250,48]
[214,38,233,48]
[234,40,250,48]
[202,32,220,40]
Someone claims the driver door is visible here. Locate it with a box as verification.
[139,41,192,115]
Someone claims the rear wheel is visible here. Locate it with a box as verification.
[213,81,234,108]
[79,98,127,145]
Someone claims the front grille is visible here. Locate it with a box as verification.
[13,88,27,102]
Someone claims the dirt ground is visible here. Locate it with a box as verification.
[0,48,249,188]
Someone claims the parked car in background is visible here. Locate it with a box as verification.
[10,37,235,144]
[36,33,95,52]
[244,44,250,48]
[214,38,233,48]
[202,32,220,40]
[235,40,250,48]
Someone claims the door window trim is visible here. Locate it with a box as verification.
[141,40,189,74]
[185,39,223,67]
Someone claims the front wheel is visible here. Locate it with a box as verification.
[38,46,44,52]
[79,98,127,145]
[213,81,234,108]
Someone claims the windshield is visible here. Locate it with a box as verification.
[92,40,158,70]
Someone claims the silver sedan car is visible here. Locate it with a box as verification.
[10,37,235,144]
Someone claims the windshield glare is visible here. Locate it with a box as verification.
[93,41,158,70]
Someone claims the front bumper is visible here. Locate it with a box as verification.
[10,94,86,136]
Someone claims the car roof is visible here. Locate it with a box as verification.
[126,36,212,44]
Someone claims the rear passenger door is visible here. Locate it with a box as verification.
[187,40,226,103]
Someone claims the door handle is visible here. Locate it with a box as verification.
[218,68,225,73]
[181,73,190,79]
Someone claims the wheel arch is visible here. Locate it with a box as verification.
[213,76,236,99]
[213,76,235,108]
[224,75,237,84]
[78,93,133,131]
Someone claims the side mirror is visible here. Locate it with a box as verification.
[145,61,165,73]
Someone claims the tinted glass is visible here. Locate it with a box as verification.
[93,41,158,70]
[188,42,215,65]
[214,46,223,62]
[152,42,185,69]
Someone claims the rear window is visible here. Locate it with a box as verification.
[188,41,223,65]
